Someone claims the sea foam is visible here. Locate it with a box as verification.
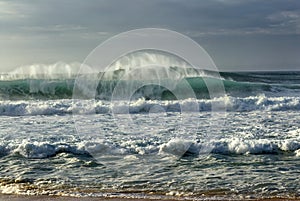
[1,137,299,159]
[1,95,300,116]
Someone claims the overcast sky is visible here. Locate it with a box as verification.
[0,0,300,72]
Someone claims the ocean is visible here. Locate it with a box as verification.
[0,68,300,200]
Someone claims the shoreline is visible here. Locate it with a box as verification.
[1,194,300,201]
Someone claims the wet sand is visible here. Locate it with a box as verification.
[0,194,180,201]
[0,194,300,201]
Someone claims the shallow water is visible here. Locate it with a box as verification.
[0,107,299,199]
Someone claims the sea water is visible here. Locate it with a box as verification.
[0,66,300,199]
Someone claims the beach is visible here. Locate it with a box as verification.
[1,194,300,201]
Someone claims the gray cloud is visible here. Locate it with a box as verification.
[2,0,299,34]
[0,0,299,71]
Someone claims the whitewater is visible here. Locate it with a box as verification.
[0,59,300,199]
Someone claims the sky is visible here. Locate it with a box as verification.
[0,0,300,72]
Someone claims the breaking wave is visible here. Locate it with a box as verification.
[1,136,299,159]
[0,95,300,116]
[0,74,300,100]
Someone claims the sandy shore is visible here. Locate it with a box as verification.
[1,194,300,201]
[0,194,183,201]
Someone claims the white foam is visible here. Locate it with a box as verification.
[2,95,300,116]
[159,138,198,156]
[213,138,300,155]
[13,140,88,159]
[81,140,125,155]
[159,138,300,156]
[216,138,278,154]
[287,128,300,137]
[2,136,300,160]
[0,184,23,194]
[295,149,300,157]
[279,140,300,152]
[16,141,57,158]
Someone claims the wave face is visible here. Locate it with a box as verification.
[0,79,74,100]
[1,71,300,101]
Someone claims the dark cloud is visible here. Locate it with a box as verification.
[2,0,299,34]
[0,0,299,71]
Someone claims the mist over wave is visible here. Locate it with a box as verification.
[0,50,205,81]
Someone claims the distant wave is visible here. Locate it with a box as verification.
[1,56,300,101]
[1,73,300,100]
